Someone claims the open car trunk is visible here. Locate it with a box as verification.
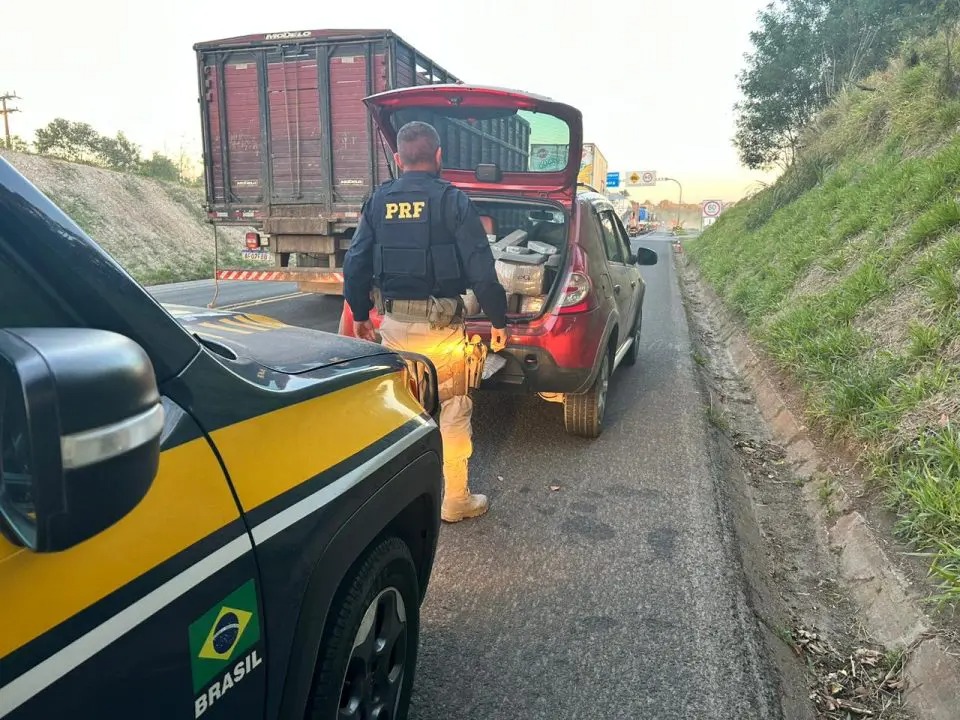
[464,197,568,323]
[360,84,582,325]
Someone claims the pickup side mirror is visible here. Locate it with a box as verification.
[0,328,163,553]
[635,247,659,266]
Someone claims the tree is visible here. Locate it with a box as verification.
[733,0,952,169]
[34,118,101,163]
[139,151,180,182]
[3,135,31,153]
[96,132,141,172]
[734,1,828,169]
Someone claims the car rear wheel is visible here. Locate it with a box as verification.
[563,352,609,438]
[622,308,642,367]
[308,537,419,720]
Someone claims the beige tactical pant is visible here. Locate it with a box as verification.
[379,316,473,486]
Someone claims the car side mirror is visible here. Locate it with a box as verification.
[635,247,659,266]
[0,328,163,553]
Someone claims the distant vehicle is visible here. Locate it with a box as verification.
[339,85,658,438]
[577,142,608,193]
[627,208,656,237]
[0,156,443,720]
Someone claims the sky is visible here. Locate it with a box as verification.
[0,0,778,203]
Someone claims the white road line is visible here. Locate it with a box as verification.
[220,291,311,310]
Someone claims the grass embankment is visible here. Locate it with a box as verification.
[688,37,960,600]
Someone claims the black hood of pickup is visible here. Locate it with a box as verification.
[164,304,391,374]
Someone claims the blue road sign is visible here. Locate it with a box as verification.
[638,207,648,221]
[606,172,620,188]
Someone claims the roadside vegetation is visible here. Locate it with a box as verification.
[2,119,264,286]
[690,23,960,599]
[5,117,199,185]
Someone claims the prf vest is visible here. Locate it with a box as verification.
[370,173,465,300]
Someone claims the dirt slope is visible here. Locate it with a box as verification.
[1,149,252,285]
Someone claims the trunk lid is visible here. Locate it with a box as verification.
[364,85,583,206]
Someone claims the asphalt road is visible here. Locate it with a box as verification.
[151,232,779,718]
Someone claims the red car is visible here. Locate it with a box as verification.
[340,85,658,437]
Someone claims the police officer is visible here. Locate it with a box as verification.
[343,120,508,523]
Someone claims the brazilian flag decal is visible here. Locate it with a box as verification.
[188,579,261,692]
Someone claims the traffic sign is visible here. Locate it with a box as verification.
[702,200,723,218]
[626,171,657,187]
[638,207,648,221]
[606,171,621,188]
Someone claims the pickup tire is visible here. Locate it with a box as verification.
[563,352,609,438]
[308,537,420,720]
[622,308,642,367]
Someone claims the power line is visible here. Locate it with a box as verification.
[1,92,22,150]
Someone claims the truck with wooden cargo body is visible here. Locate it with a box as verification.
[194,29,531,295]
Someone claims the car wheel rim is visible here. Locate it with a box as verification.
[338,587,408,719]
[597,357,609,420]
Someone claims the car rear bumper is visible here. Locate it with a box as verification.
[481,344,594,394]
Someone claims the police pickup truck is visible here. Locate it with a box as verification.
[0,156,443,720]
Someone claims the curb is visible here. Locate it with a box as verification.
[680,254,960,720]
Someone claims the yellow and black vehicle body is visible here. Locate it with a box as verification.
[0,156,443,719]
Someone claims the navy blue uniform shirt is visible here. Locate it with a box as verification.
[343,171,508,328]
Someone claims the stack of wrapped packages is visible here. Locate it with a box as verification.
[461,225,564,316]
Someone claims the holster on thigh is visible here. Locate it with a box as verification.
[437,356,468,402]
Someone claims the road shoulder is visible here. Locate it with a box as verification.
[675,245,947,718]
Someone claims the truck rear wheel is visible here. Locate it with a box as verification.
[563,353,609,438]
[308,537,420,720]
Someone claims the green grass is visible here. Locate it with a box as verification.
[689,37,960,599]
[164,183,207,224]
[48,193,99,235]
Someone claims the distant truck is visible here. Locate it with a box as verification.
[194,29,530,295]
[627,205,657,236]
[577,143,607,193]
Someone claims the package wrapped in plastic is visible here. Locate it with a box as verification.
[461,289,481,315]
[520,295,547,314]
[496,257,548,296]
[491,229,528,253]
[526,240,559,256]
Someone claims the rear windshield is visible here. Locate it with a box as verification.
[389,108,571,174]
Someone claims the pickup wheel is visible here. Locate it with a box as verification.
[563,352,609,439]
[622,308,642,367]
[308,537,419,720]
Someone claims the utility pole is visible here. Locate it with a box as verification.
[1,92,22,149]
[659,176,683,227]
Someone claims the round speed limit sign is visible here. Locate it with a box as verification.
[702,200,722,218]
[641,171,655,185]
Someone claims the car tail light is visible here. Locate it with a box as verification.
[558,272,592,314]
[245,232,261,250]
